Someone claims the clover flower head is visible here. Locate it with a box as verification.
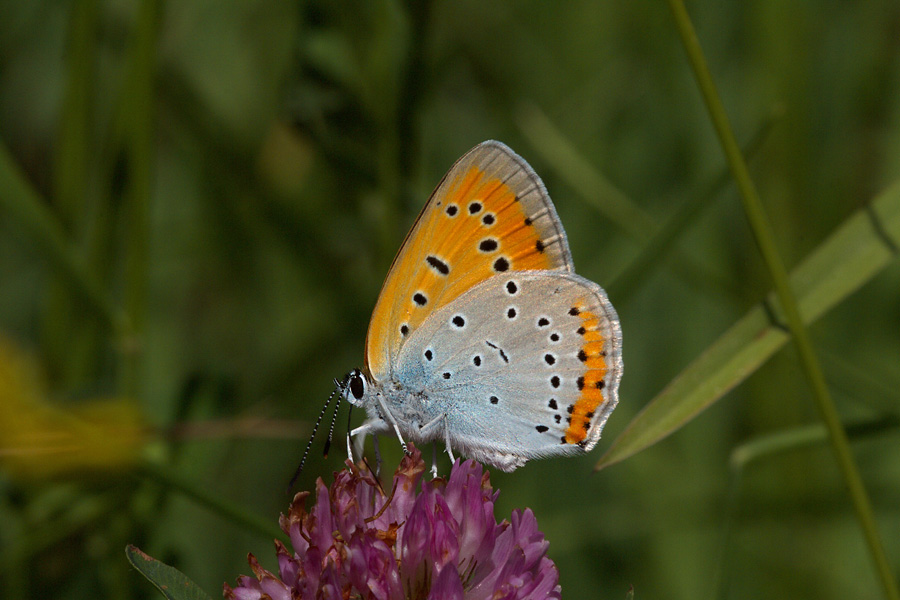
[225,445,561,600]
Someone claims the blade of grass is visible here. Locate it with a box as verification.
[516,102,779,304]
[596,179,900,469]
[714,414,899,599]
[0,143,127,337]
[663,3,898,597]
[43,0,102,386]
[515,102,657,241]
[54,0,98,228]
[730,415,900,470]
[118,0,160,397]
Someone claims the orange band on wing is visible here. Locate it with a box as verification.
[564,306,610,445]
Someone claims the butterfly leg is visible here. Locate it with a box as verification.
[348,426,365,464]
[349,420,382,462]
[345,425,384,474]
[372,435,383,475]
[430,443,439,478]
[443,425,456,464]
[418,413,444,433]
[419,414,456,465]
[372,394,409,455]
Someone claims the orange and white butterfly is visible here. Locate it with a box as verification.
[342,141,622,472]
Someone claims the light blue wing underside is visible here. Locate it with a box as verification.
[388,270,623,471]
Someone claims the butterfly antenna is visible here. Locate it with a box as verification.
[287,377,345,492]
[321,384,343,458]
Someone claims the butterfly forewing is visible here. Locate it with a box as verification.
[365,141,574,379]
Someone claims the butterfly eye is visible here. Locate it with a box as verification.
[349,372,366,400]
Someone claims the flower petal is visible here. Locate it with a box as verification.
[428,564,465,600]
[226,444,561,600]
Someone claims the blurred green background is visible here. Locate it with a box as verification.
[2,1,899,598]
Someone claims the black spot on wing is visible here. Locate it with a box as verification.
[485,340,509,363]
[426,255,450,275]
[479,239,498,252]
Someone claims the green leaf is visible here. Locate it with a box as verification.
[730,415,900,470]
[596,179,900,470]
[125,545,213,600]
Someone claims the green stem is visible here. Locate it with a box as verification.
[118,0,159,397]
[665,2,899,598]
[46,0,102,386]
[608,111,779,301]
[137,461,289,545]
[54,0,98,229]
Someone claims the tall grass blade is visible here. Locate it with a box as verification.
[597,179,900,469]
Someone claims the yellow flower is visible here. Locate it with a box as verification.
[0,336,147,480]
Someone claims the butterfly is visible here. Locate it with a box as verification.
[341,140,622,472]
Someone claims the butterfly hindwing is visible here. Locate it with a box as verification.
[390,270,623,471]
[365,141,574,379]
